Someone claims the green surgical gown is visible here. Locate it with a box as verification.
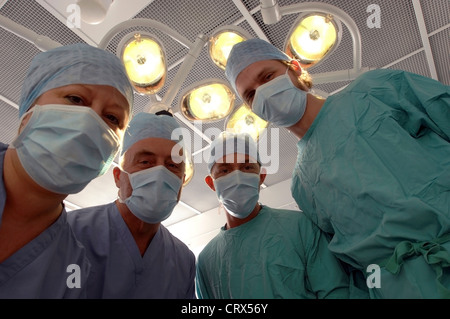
[291,69,450,298]
[196,206,351,299]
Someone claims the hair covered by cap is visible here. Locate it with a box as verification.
[19,43,134,118]
[207,131,260,173]
[225,38,291,97]
[120,112,184,156]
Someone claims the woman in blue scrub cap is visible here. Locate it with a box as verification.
[0,43,134,298]
[225,38,450,299]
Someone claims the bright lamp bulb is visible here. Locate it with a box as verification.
[225,104,267,142]
[121,33,166,95]
[285,13,340,68]
[209,31,246,70]
[181,81,235,121]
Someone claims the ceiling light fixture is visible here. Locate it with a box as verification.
[118,32,167,95]
[224,104,268,142]
[285,12,342,69]
[180,79,235,122]
[208,25,253,70]
[98,18,209,113]
[259,0,373,84]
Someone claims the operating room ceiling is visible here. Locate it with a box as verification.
[0,0,449,256]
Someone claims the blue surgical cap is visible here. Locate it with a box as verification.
[207,131,260,173]
[19,43,134,118]
[121,112,184,156]
[225,38,291,98]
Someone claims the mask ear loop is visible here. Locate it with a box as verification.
[9,105,41,150]
[16,105,38,135]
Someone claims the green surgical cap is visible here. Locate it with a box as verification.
[225,38,291,98]
[207,131,260,173]
[19,43,134,117]
[120,112,184,156]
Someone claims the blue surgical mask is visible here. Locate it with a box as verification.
[10,104,120,194]
[213,170,260,219]
[119,165,182,224]
[252,71,307,127]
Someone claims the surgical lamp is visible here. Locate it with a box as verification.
[118,32,167,95]
[225,104,268,142]
[259,0,372,83]
[179,78,235,122]
[208,25,253,70]
[99,19,268,141]
[285,12,342,69]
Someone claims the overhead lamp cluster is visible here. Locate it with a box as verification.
[0,1,366,186]
[94,1,366,184]
[109,24,271,144]
[107,4,357,126]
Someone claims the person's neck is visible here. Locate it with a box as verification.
[0,148,65,262]
[225,203,262,229]
[288,93,326,140]
[116,200,159,256]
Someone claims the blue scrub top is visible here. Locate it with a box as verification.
[67,201,196,299]
[291,69,450,298]
[0,143,90,298]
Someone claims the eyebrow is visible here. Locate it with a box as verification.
[132,150,156,160]
[133,150,183,162]
[79,84,129,111]
[214,163,233,168]
[214,159,258,167]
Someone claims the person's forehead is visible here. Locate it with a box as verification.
[127,137,181,157]
[215,153,257,164]
[237,60,282,78]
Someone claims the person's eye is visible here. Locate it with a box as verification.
[265,72,274,81]
[166,162,184,177]
[104,114,120,126]
[65,95,85,105]
[214,169,228,178]
[168,162,180,170]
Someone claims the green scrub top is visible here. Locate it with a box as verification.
[291,69,450,298]
[196,206,352,299]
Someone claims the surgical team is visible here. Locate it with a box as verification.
[0,38,448,299]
